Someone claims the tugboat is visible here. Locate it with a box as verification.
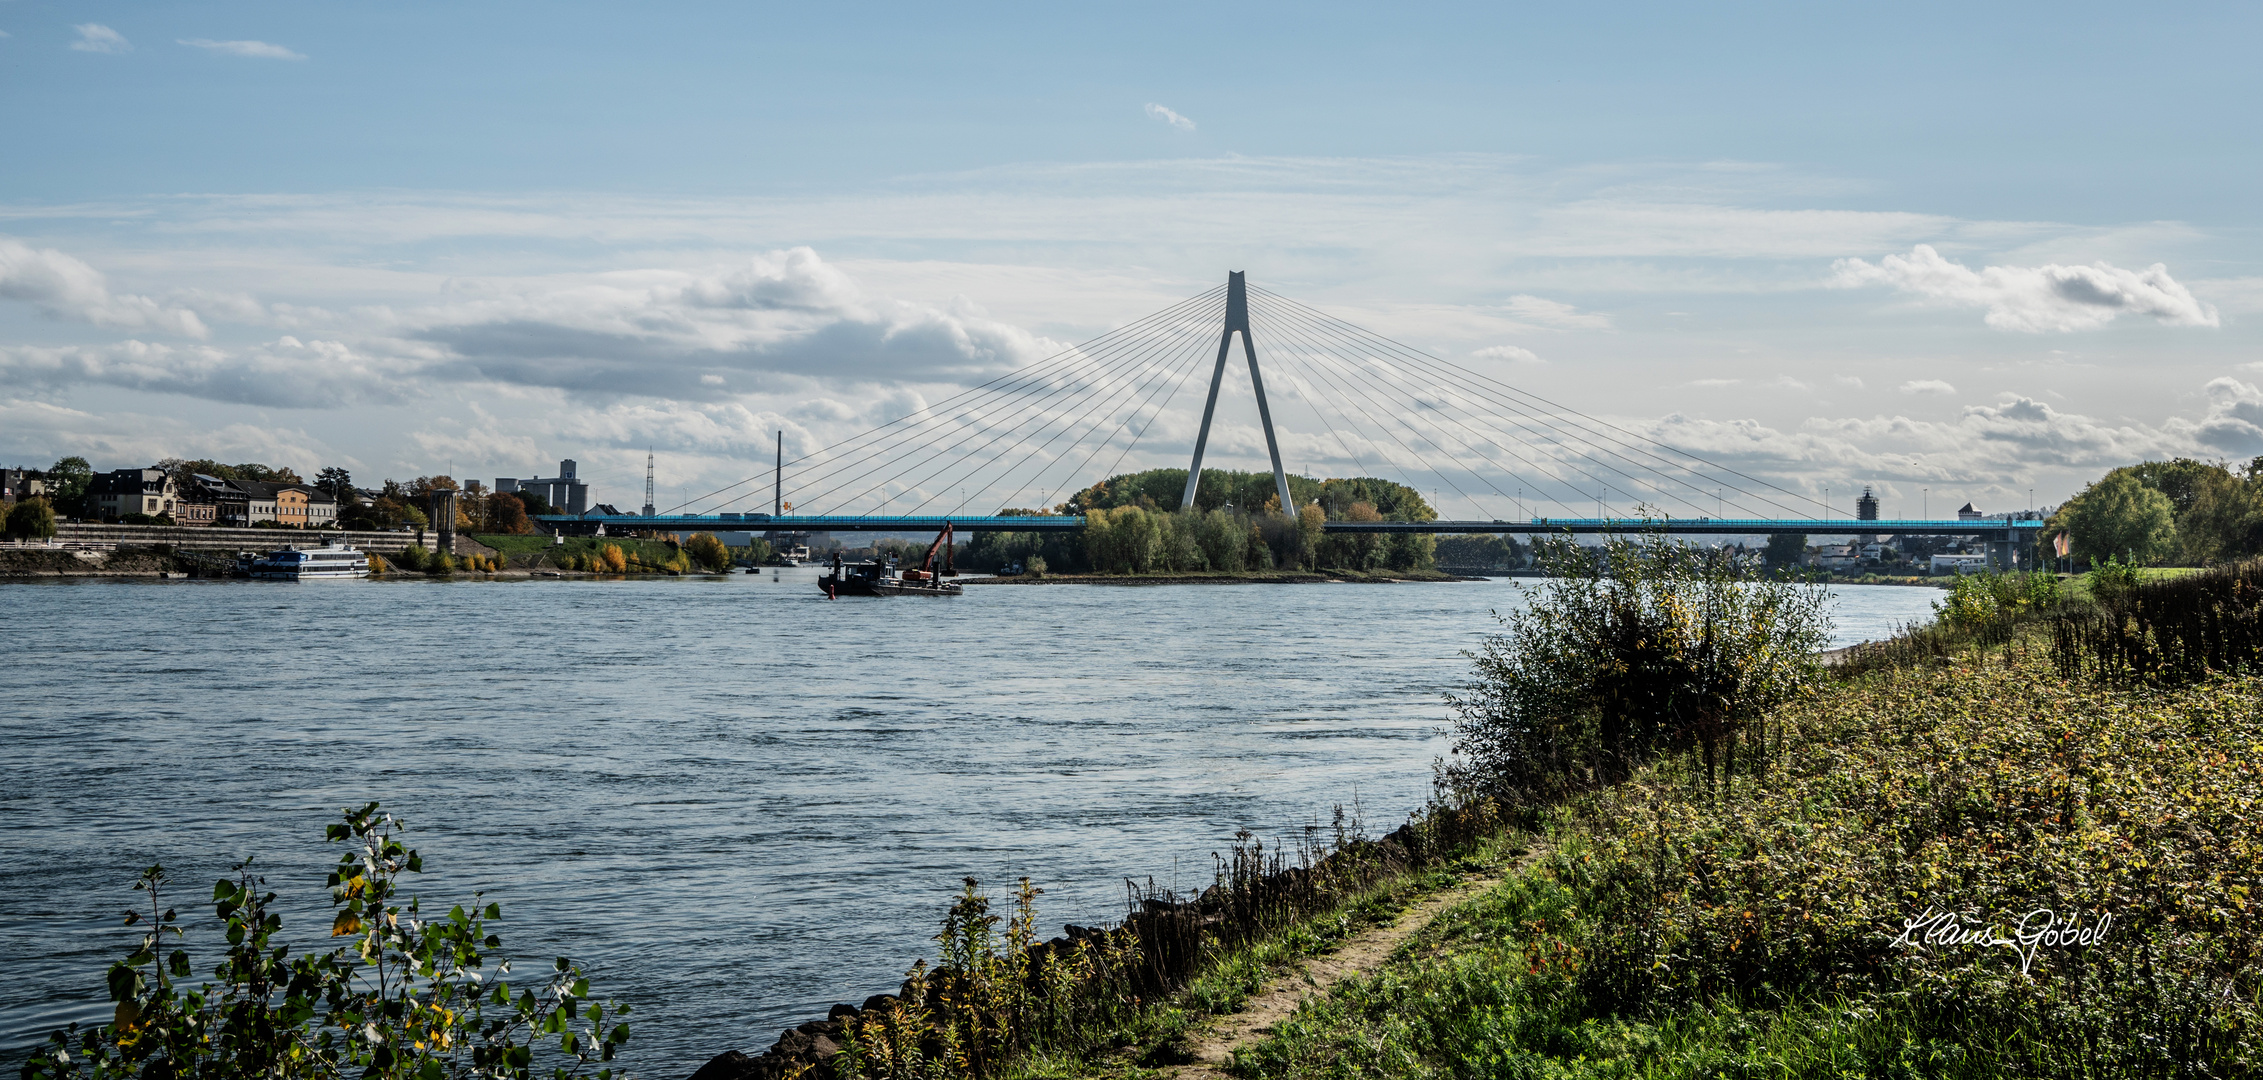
[248,542,371,580]
[821,523,962,598]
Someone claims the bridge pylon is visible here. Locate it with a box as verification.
[1179,271,1296,515]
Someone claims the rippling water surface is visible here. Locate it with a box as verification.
[0,572,1940,1072]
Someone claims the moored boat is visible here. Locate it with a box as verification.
[819,524,961,598]
[249,543,370,580]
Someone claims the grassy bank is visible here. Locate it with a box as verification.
[472,533,686,567]
[1226,643,2262,1077]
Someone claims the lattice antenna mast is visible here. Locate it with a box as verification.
[1179,271,1295,515]
[641,449,656,518]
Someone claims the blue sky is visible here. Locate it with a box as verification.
[3,1,2260,516]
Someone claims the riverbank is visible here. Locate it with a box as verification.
[965,568,1472,585]
[1219,644,2262,1076]
[688,803,1522,1080]
[732,607,2261,1078]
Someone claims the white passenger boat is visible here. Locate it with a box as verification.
[249,543,370,580]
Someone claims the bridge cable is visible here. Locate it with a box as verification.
[799,291,1228,516]
[1256,298,1675,518]
[780,292,1224,514]
[904,295,1227,516]
[1255,301,1604,520]
[663,285,1227,514]
[1238,304,1482,513]
[1253,287,1831,518]
[1254,288,1801,520]
[775,295,1219,513]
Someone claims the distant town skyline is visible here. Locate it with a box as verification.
[4,1,2260,520]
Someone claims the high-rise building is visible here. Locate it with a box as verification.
[1856,486,1879,521]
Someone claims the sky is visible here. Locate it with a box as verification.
[3,0,2260,519]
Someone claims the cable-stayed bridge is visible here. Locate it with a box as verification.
[538,272,2040,559]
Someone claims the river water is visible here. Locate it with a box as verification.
[0,573,1939,1073]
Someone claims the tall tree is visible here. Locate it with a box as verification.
[485,492,531,534]
[316,466,354,502]
[160,458,239,481]
[44,457,93,514]
[229,463,302,485]
[1764,532,1806,569]
[2056,472,2177,565]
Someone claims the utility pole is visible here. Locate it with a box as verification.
[1180,271,1294,518]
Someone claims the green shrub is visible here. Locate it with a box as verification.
[1441,532,1830,811]
[6,496,58,540]
[391,544,428,572]
[24,803,629,1080]
[838,878,1140,1080]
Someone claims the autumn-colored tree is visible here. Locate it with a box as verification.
[600,544,628,573]
[684,532,731,571]
[486,492,532,534]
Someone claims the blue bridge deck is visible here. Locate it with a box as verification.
[536,514,2042,536]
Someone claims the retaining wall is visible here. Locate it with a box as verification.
[51,523,488,556]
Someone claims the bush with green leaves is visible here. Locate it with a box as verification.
[24,803,630,1080]
[1931,568,2064,641]
[838,878,1140,1080]
[1440,531,1831,811]
[7,495,58,540]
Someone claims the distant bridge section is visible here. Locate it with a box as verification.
[537,513,1087,535]
[541,513,2041,538]
[1334,517,2046,537]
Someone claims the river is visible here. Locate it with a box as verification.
[0,572,1940,1073]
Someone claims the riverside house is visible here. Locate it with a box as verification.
[87,468,181,520]
[1,469,46,507]
[206,478,336,527]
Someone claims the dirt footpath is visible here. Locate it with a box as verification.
[1162,865,1515,1078]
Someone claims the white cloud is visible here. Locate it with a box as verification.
[1470,344,1541,364]
[178,38,305,60]
[0,398,340,472]
[410,247,1063,398]
[1144,103,1195,131]
[1835,375,1865,389]
[1502,294,1611,330]
[1832,244,2220,332]
[70,24,130,53]
[0,238,209,337]
[2191,377,2263,456]
[1634,390,2202,493]
[0,337,410,407]
[1688,378,1740,387]
[1899,379,1956,395]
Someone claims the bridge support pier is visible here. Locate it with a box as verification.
[1180,271,1295,517]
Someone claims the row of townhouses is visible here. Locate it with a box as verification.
[4,466,342,528]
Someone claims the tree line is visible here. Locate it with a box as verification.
[958,468,1439,574]
[2049,455,2263,565]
